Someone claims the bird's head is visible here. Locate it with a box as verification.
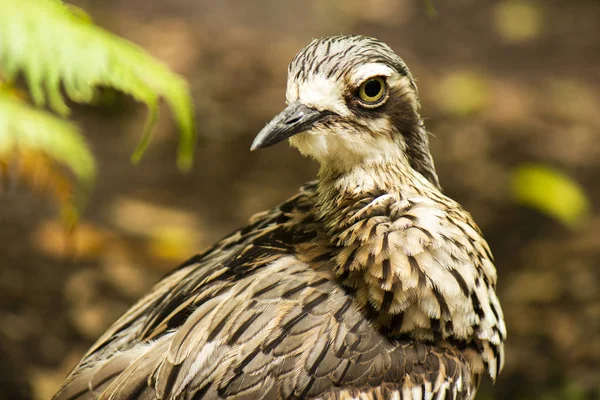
[251,35,439,188]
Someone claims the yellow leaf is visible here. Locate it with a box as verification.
[512,164,590,228]
[147,225,200,261]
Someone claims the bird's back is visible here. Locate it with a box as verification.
[54,183,480,400]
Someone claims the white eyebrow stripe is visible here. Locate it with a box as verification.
[285,63,397,117]
[350,63,395,86]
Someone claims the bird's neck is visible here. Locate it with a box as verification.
[315,158,434,217]
[314,160,450,335]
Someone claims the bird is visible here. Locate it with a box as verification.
[54,35,506,400]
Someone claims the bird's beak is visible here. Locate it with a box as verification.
[250,103,330,151]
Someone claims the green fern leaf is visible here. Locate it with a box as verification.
[0,92,95,184]
[0,92,95,223]
[0,0,195,169]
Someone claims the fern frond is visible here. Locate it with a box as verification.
[0,92,94,222]
[0,93,95,183]
[0,0,195,169]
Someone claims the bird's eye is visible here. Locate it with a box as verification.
[357,77,387,107]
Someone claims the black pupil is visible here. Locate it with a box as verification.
[364,79,382,98]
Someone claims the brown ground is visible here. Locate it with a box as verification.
[1,0,599,399]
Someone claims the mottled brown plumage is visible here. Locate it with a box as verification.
[54,35,506,400]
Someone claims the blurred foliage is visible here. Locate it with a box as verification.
[423,0,439,19]
[493,0,543,43]
[147,225,200,261]
[0,0,195,223]
[437,71,490,116]
[512,164,591,228]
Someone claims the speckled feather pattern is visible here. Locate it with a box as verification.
[53,35,505,400]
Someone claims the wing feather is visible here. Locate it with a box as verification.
[54,184,478,400]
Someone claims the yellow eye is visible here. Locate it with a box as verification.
[357,77,387,106]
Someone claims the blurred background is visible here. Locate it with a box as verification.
[1,0,599,399]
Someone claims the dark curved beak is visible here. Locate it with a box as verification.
[250,103,331,151]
